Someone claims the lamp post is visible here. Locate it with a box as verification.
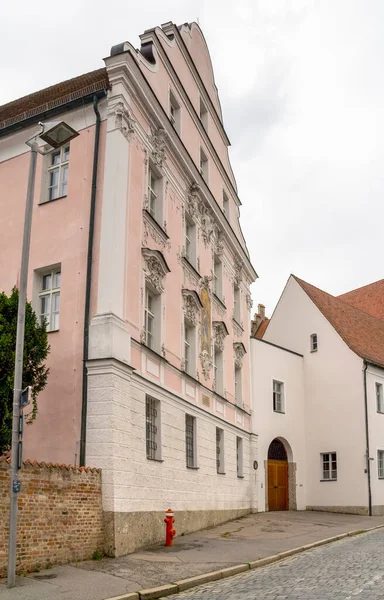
[7,121,78,588]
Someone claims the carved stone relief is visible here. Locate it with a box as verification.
[233,342,246,368]
[186,182,200,221]
[234,256,243,286]
[246,294,253,311]
[142,248,170,293]
[149,127,167,168]
[213,321,229,351]
[199,350,212,381]
[182,290,202,326]
[108,101,135,141]
[142,215,171,252]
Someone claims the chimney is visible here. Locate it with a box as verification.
[251,304,267,337]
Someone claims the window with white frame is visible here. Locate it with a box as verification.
[184,321,196,376]
[185,414,197,468]
[185,216,196,267]
[273,380,284,413]
[235,364,242,405]
[200,148,208,182]
[214,346,224,396]
[321,452,337,480]
[146,396,161,460]
[39,269,61,331]
[169,90,180,133]
[216,427,225,474]
[144,287,161,352]
[199,98,208,129]
[376,383,384,413]
[378,450,384,479]
[310,333,318,352]
[237,436,244,477]
[147,167,163,224]
[233,284,241,323]
[223,191,229,218]
[213,256,223,300]
[47,145,70,201]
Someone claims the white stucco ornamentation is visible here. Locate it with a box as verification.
[186,182,200,220]
[142,215,171,252]
[234,257,243,286]
[108,101,135,141]
[200,203,215,247]
[142,248,170,293]
[198,274,213,296]
[149,127,167,167]
[199,349,212,380]
[233,342,246,368]
[182,289,202,325]
[246,294,253,311]
[213,321,228,351]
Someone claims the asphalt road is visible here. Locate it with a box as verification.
[166,529,384,599]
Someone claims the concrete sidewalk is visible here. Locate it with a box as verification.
[1,511,384,600]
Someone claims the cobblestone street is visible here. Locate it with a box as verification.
[167,529,384,600]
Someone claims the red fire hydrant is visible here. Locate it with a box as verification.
[164,508,176,546]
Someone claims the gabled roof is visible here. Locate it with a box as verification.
[293,275,384,369]
[338,279,384,321]
[254,318,270,339]
[0,68,109,131]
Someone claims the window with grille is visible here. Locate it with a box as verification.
[310,333,318,352]
[378,450,384,479]
[216,427,225,474]
[146,396,161,460]
[236,437,244,477]
[376,383,384,413]
[273,380,284,413]
[48,145,70,201]
[39,269,61,331]
[321,452,337,480]
[185,414,196,468]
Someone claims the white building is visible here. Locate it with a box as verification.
[251,275,384,516]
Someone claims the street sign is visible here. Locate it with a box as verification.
[20,386,32,408]
[12,480,20,494]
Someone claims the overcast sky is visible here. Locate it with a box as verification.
[1,0,383,315]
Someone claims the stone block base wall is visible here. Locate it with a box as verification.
[306,505,369,516]
[104,508,250,556]
[0,458,104,576]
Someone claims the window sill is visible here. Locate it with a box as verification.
[237,475,245,479]
[273,410,285,415]
[232,317,244,331]
[39,195,67,205]
[143,209,169,239]
[182,256,201,278]
[146,457,164,463]
[213,293,226,310]
[310,349,318,353]
[377,411,384,415]
[379,476,384,480]
[216,471,226,475]
[186,465,199,470]
[141,342,165,362]
[320,479,337,482]
[47,328,60,334]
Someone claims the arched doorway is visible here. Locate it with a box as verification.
[267,439,288,511]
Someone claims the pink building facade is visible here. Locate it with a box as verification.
[0,22,257,553]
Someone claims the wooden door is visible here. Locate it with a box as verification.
[268,459,288,511]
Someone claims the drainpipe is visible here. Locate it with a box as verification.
[363,360,372,516]
[79,94,102,467]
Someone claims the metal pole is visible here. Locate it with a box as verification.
[7,140,38,588]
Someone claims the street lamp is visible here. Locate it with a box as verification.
[7,121,79,588]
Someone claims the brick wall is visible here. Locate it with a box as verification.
[0,458,103,576]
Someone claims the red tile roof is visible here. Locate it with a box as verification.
[0,68,109,131]
[255,318,270,339]
[338,280,384,321]
[0,455,100,472]
[294,276,384,368]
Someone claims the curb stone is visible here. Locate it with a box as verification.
[105,524,384,600]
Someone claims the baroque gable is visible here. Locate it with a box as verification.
[142,248,170,293]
